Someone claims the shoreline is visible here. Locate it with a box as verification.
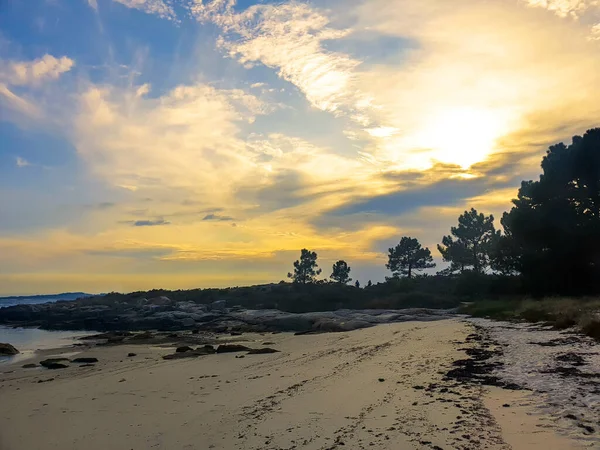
[1,318,592,449]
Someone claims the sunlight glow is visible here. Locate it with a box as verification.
[414,107,511,169]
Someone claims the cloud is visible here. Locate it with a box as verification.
[112,0,176,20]
[87,0,98,11]
[15,156,30,167]
[521,0,600,18]
[73,82,269,203]
[202,214,234,221]
[1,54,74,86]
[193,2,368,116]
[132,219,170,226]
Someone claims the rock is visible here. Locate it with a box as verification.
[40,359,69,370]
[72,357,98,363]
[216,344,250,354]
[176,346,193,353]
[378,378,385,382]
[163,345,215,360]
[181,318,195,327]
[119,378,126,382]
[22,363,38,368]
[230,331,243,336]
[148,296,172,306]
[37,378,54,383]
[246,348,280,355]
[211,299,227,312]
[0,343,19,355]
[198,345,216,354]
[128,353,137,357]
[129,331,153,341]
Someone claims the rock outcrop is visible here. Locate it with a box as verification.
[0,343,19,355]
[0,295,456,333]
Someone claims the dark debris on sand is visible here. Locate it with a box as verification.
[445,327,524,390]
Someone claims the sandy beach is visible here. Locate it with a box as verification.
[0,319,589,450]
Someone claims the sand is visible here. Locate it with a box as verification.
[0,319,585,450]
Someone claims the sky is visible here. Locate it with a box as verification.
[1,0,600,295]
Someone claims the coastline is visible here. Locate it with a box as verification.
[0,318,590,450]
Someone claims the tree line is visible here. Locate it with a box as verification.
[288,128,600,295]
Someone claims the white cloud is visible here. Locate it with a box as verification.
[87,0,98,11]
[73,82,270,205]
[1,54,74,87]
[194,2,369,117]
[0,83,41,118]
[113,0,176,20]
[521,0,600,18]
[15,156,30,167]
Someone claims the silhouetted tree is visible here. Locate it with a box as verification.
[489,232,520,276]
[330,260,352,284]
[367,280,373,287]
[288,249,321,284]
[387,237,436,279]
[501,128,600,293]
[438,209,496,274]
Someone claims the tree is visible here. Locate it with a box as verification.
[501,128,600,293]
[386,237,436,279]
[367,280,373,287]
[437,209,496,274]
[330,260,352,284]
[489,231,520,276]
[288,249,321,284]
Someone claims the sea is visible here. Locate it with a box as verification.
[0,292,96,365]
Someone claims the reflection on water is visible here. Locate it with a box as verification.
[0,326,96,365]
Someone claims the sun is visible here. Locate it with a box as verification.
[413,107,510,169]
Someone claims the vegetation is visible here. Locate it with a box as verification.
[438,209,497,275]
[386,237,435,279]
[330,260,352,284]
[460,298,600,340]
[288,249,321,284]
[501,128,600,294]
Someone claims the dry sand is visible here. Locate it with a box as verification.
[0,319,584,450]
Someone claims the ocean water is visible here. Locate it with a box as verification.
[0,326,96,365]
[0,292,91,309]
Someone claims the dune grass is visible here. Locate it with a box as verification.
[460,297,600,340]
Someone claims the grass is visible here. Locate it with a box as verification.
[460,297,600,341]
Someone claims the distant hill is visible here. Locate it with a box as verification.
[0,292,93,308]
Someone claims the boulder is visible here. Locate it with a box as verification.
[211,300,227,312]
[40,359,69,370]
[247,348,280,355]
[162,346,215,360]
[0,343,19,356]
[176,346,193,353]
[149,296,172,305]
[216,344,250,354]
[181,318,195,327]
[22,363,38,368]
[72,357,98,364]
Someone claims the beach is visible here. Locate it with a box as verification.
[0,319,591,450]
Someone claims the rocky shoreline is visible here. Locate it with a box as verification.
[0,295,456,333]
